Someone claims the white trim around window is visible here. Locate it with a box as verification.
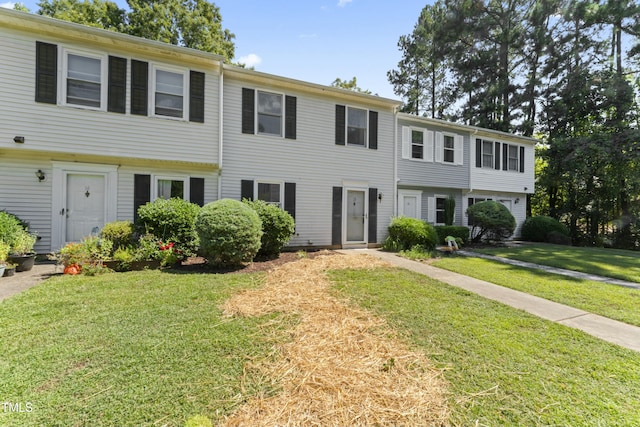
[255,90,284,137]
[254,180,284,208]
[401,126,434,161]
[60,48,108,110]
[150,64,189,120]
[152,175,190,200]
[346,106,369,147]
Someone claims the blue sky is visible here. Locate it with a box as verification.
[2,0,429,99]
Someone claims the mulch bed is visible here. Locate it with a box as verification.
[175,250,329,274]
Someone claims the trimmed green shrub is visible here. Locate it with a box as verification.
[467,201,516,242]
[0,211,26,250]
[244,199,295,258]
[521,216,570,243]
[100,220,134,250]
[195,199,263,266]
[384,217,438,251]
[136,198,201,258]
[435,225,470,245]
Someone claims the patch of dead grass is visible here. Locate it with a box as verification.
[221,251,450,426]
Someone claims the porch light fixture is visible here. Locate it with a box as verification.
[515,198,520,204]
[35,169,46,182]
[13,136,24,143]
[378,192,383,201]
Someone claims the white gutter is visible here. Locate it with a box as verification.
[393,105,399,217]
[217,58,224,201]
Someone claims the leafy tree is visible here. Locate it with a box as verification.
[467,201,516,242]
[126,0,235,60]
[37,0,126,31]
[36,0,235,61]
[330,76,372,95]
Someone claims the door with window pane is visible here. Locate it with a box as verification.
[345,189,367,243]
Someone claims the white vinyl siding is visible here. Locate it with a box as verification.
[223,79,396,248]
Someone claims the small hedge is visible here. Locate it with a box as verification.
[100,220,134,250]
[195,199,263,266]
[383,217,438,251]
[244,199,295,258]
[521,216,570,244]
[435,225,470,246]
[467,201,516,242]
[136,198,201,258]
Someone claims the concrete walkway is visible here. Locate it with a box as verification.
[0,262,59,303]
[350,249,640,353]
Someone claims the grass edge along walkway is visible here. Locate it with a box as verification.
[351,249,640,352]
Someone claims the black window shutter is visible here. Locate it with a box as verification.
[108,56,127,113]
[368,111,378,150]
[131,60,148,116]
[494,142,501,170]
[368,188,377,243]
[332,187,343,245]
[241,179,254,201]
[502,143,508,171]
[475,139,482,168]
[35,41,57,104]
[520,146,525,173]
[335,105,346,145]
[242,88,255,134]
[285,95,297,139]
[190,177,205,206]
[133,174,151,223]
[284,182,296,219]
[189,71,205,123]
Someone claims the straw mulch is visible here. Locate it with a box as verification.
[220,251,450,427]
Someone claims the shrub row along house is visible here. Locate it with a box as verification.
[0,8,536,254]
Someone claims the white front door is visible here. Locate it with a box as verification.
[51,162,118,251]
[65,174,106,242]
[345,189,367,244]
[398,190,422,219]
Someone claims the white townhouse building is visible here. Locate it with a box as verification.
[0,8,535,253]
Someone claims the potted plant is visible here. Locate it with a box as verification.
[7,230,37,272]
[3,263,17,277]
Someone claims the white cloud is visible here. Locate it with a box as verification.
[0,2,16,9]
[237,53,262,68]
[337,0,352,7]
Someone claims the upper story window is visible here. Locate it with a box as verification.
[154,68,185,118]
[36,42,206,122]
[66,53,103,108]
[411,129,424,159]
[335,105,378,149]
[257,91,283,136]
[482,140,493,168]
[242,88,297,139]
[507,144,519,171]
[347,107,367,146]
[475,138,526,173]
[443,134,455,163]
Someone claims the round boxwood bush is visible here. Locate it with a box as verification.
[136,198,201,258]
[244,199,295,258]
[384,217,438,251]
[521,216,570,243]
[467,200,516,242]
[100,220,134,250]
[196,199,263,266]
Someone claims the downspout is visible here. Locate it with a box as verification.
[393,106,399,217]
[217,59,224,201]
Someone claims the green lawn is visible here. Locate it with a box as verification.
[432,256,640,327]
[330,267,640,426]
[474,243,640,283]
[0,270,288,427]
